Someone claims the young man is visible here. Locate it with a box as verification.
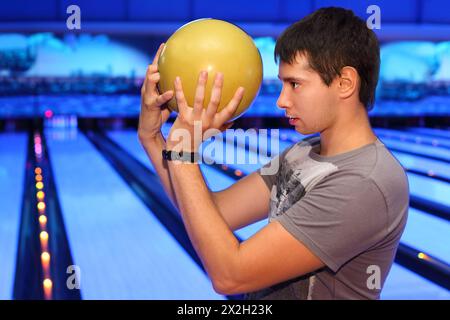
[138,7,409,299]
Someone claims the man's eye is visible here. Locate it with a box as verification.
[291,82,300,89]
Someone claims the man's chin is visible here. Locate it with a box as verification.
[295,127,316,136]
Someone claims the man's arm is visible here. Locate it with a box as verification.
[211,171,271,231]
[161,69,324,295]
[140,135,270,230]
[167,161,324,295]
[140,132,179,208]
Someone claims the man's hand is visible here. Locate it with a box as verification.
[166,70,244,152]
[138,43,174,143]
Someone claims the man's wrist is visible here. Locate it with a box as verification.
[140,131,165,147]
[166,140,199,153]
[162,149,200,163]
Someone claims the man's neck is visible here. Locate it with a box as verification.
[318,108,377,157]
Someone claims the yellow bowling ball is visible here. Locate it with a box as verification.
[158,18,263,120]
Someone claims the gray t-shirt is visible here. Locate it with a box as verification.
[248,136,409,300]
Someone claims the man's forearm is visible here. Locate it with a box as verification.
[167,161,240,287]
[140,132,180,209]
[141,132,224,217]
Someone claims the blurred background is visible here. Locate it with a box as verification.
[0,0,449,300]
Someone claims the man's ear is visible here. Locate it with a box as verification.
[337,66,359,100]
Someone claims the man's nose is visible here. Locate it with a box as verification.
[276,87,291,109]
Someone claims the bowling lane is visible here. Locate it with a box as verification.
[107,130,267,240]
[381,264,450,300]
[374,128,450,149]
[401,208,450,263]
[45,128,224,299]
[377,136,450,162]
[373,129,450,180]
[276,128,450,163]
[407,127,450,140]
[0,133,28,300]
[408,172,450,207]
[390,151,450,181]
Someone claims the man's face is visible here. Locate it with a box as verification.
[277,53,339,135]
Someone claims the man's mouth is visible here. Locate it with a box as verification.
[286,115,299,125]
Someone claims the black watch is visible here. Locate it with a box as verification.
[162,150,200,163]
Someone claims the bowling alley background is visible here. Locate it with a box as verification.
[0,0,449,300]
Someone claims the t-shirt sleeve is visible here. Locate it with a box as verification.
[273,175,388,272]
[257,156,279,190]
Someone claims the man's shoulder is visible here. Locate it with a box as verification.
[368,141,409,213]
[368,140,408,190]
[281,135,320,159]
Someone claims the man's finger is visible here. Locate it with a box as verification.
[144,68,161,96]
[143,43,165,96]
[141,64,153,96]
[155,90,174,107]
[174,77,189,114]
[206,72,223,118]
[217,87,244,123]
[151,43,165,67]
[193,70,207,118]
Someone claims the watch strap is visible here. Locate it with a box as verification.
[162,150,199,163]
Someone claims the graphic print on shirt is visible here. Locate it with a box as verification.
[272,166,306,216]
[269,139,338,219]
